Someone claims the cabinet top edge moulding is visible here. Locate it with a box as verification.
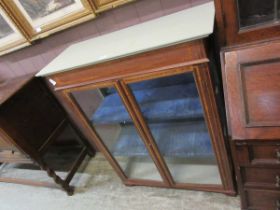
[36,2,215,77]
[90,0,136,13]
[0,4,29,56]
[1,0,96,41]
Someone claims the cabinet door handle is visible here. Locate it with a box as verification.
[276,176,280,187]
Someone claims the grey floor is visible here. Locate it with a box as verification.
[0,154,240,210]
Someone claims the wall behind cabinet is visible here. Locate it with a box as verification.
[0,0,211,80]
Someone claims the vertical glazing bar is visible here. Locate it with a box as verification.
[116,80,174,186]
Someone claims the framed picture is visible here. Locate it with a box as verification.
[90,0,135,13]
[0,5,29,56]
[2,0,96,40]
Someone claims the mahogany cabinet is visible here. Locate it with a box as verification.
[215,0,280,46]
[43,39,235,195]
[221,40,280,209]
[0,75,94,195]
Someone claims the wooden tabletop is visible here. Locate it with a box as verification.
[0,74,34,106]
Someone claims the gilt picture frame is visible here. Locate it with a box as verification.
[90,0,135,13]
[0,5,29,56]
[2,0,96,40]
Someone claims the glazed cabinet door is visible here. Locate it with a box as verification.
[63,83,169,186]
[217,0,280,45]
[122,66,234,193]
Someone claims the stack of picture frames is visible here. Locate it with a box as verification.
[0,0,135,56]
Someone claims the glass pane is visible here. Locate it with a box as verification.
[0,14,13,39]
[71,87,162,181]
[0,8,24,46]
[128,73,222,185]
[237,0,278,29]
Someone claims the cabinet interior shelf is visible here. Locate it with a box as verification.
[90,74,215,161]
[98,121,214,160]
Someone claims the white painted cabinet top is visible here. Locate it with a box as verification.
[36,2,215,77]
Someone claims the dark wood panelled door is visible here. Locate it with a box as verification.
[222,41,280,139]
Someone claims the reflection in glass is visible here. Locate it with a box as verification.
[71,87,162,181]
[237,0,280,28]
[0,14,13,39]
[129,73,222,185]
[18,0,75,20]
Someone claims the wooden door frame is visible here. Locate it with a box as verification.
[123,64,235,194]
[193,64,235,195]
